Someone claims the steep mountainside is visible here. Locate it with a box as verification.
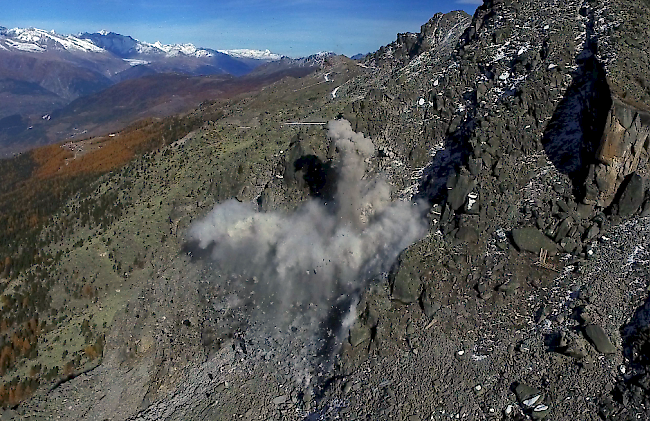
[1,1,650,420]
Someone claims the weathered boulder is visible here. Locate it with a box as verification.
[349,322,371,347]
[391,261,423,303]
[447,172,476,211]
[617,173,645,217]
[584,324,617,354]
[512,228,559,255]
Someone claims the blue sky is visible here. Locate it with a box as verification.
[2,0,481,57]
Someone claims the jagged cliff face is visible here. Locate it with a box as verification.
[367,11,472,67]
[340,0,650,254]
[7,1,650,420]
[585,102,650,208]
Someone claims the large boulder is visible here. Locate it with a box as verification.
[512,228,559,255]
[391,260,423,304]
[583,324,617,354]
[584,102,650,207]
[447,173,476,211]
[617,173,645,217]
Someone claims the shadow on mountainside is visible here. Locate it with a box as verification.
[414,115,476,205]
[541,8,612,198]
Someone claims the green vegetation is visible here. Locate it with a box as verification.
[0,107,221,407]
[0,57,358,408]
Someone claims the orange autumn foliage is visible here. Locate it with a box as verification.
[63,361,75,377]
[32,118,162,180]
[84,345,99,360]
[0,380,35,407]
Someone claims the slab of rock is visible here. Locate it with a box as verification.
[349,323,371,347]
[584,324,617,354]
[272,395,288,405]
[554,217,573,242]
[447,173,476,211]
[421,290,440,318]
[455,226,479,243]
[617,173,645,217]
[392,264,422,304]
[512,228,558,255]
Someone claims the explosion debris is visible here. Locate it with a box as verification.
[187,119,428,383]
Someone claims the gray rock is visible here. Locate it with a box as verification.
[273,395,288,405]
[392,263,422,303]
[554,217,573,242]
[617,173,645,217]
[614,103,635,129]
[512,228,559,255]
[421,290,440,318]
[584,224,600,241]
[349,322,371,347]
[455,226,479,243]
[498,280,520,295]
[0,409,17,420]
[479,291,493,300]
[514,383,542,406]
[447,173,476,211]
[468,158,482,176]
[584,324,617,354]
[576,203,593,219]
[561,238,579,254]
[477,83,487,100]
[560,332,588,359]
[642,199,650,217]
[532,404,550,420]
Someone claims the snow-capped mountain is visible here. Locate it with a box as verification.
[80,31,219,59]
[1,27,105,53]
[0,26,282,63]
[217,49,282,60]
[136,41,213,58]
[0,25,290,138]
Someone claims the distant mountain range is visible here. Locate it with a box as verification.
[0,26,282,63]
[0,26,301,155]
[0,27,284,101]
[0,26,283,110]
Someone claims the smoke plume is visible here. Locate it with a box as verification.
[187,120,427,383]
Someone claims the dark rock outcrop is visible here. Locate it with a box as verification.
[367,11,471,67]
[584,101,650,208]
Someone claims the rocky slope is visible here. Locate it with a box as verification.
[2,0,650,420]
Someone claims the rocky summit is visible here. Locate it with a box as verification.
[2,0,650,420]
